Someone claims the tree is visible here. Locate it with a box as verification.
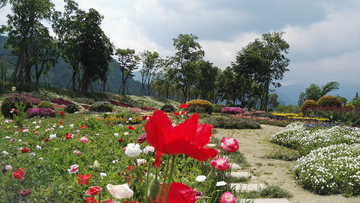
[301,81,340,101]
[115,48,139,95]
[139,50,160,95]
[0,0,7,10]
[4,0,54,83]
[195,61,219,101]
[336,95,347,105]
[321,81,340,97]
[267,93,280,110]
[298,92,306,107]
[217,66,243,105]
[52,0,113,92]
[172,34,204,102]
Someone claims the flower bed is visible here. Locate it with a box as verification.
[221,107,246,114]
[270,122,360,152]
[26,107,57,118]
[51,98,74,105]
[294,144,360,195]
[109,100,134,108]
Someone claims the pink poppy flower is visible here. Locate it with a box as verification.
[220,192,236,203]
[210,158,230,171]
[68,164,79,174]
[80,137,89,143]
[220,137,239,153]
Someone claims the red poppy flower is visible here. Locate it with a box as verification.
[59,121,63,124]
[118,138,124,143]
[65,133,73,139]
[174,112,179,116]
[60,111,64,115]
[85,197,98,203]
[78,174,91,185]
[142,116,148,120]
[137,133,146,144]
[80,125,85,129]
[144,111,217,167]
[181,111,186,114]
[45,138,49,143]
[109,122,113,126]
[127,125,135,130]
[101,198,114,203]
[19,189,31,197]
[12,168,25,179]
[149,182,195,203]
[180,104,188,109]
[21,148,29,153]
[86,186,102,196]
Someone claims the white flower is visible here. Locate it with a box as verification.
[5,165,12,171]
[29,152,36,156]
[70,124,74,128]
[23,129,29,133]
[112,159,118,163]
[49,134,56,140]
[14,126,18,128]
[36,145,41,150]
[32,121,37,124]
[18,139,22,142]
[100,172,107,179]
[95,134,99,136]
[114,133,119,137]
[59,125,64,129]
[216,181,227,186]
[39,157,44,161]
[143,146,155,154]
[2,151,9,156]
[106,183,134,199]
[5,136,11,139]
[125,143,142,157]
[135,159,146,166]
[124,132,129,136]
[196,175,207,182]
[128,117,133,121]
[68,164,79,174]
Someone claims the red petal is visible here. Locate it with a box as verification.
[154,151,162,168]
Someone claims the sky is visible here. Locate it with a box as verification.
[1,0,360,88]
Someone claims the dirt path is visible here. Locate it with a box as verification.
[214,125,360,203]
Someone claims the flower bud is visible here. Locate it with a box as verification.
[93,160,100,172]
[149,179,160,201]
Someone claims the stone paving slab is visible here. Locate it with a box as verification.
[207,143,217,147]
[229,163,242,170]
[238,198,292,203]
[230,171,250,178]
[230,183,267,192]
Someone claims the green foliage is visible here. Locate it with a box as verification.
[160,104,175,112]
[344,104,355,109]
[213,104,226,113]
[64,104,79,114]
[115,48,140,95]
[207,116,261,129]
[317,95,341,107]
[37,101,55,110]
[72,97,95,104]
[1,94,32,118]
[89,103,113,112]
[13,102,26,126]
[301,100,317,110]
[276,104,301,113]
[348,96,360,107]
[186,99,213,114]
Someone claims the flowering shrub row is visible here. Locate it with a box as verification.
[185,99,213,114]
[109,100,134,108]
[26,108,57,118]
[51,98,74,105]
[221,107,246,114]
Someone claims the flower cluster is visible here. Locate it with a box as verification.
[221,107,246,114]
[51,98,74,105]
[27,108,57,118]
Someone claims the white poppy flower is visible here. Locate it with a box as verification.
[106,183,134,199]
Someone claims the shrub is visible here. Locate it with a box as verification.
[317,95,341,108]
[89,103,113,112]
[221,107,246,114]
[51,98,74,105]
[72,97,95,105]
[186,99,213,114]
[207,116,261,129]
[344,104,355,109]
[21,94,41,105]
[1,94,33,118]
[301,100,317,111]
[160,104,175,112]
[27,108,57,118]
[213,104,226,113]
[37,101,55,110]
[64,104,80,114]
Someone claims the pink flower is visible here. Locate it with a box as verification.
[80,137,89,143]
[143,146,155,154]
[73,150,81,156]
[68,164,79,174]
[220,137,239,153]
[210,158,230,171]
[86,186,102,196]
[220,192,236,203]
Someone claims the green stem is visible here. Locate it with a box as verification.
[145,160,152,203]
[164,155,177,202]
[98,174,101,203]
[159,155,171,203]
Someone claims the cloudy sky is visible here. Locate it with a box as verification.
[1,0,360,88]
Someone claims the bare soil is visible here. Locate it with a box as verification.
[214,125,360,203]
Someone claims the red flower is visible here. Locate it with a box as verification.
[86,197,98,203]
[86,186,102,196]
[60,111,64,115]
[65,133,73,139]
[118,138,124,143]
[12,168,25,179]
[19,189,31,197]
[144,111,217,167]
[174,112,179,116]
[80,125,85,129]
[142,116,148,120]
[78,174,91,185]
[127,125,135,130]
[180,104,188,109]
[109,122,113,126]
[210,158,230,171]
[101,198,114,203]
[21,148,29,153]
[45,138,49,143]
[59,121,63,124]
[220,137,239,153]
[137,133,146,144]
[181,111,186,114]
[149,182,195,203]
